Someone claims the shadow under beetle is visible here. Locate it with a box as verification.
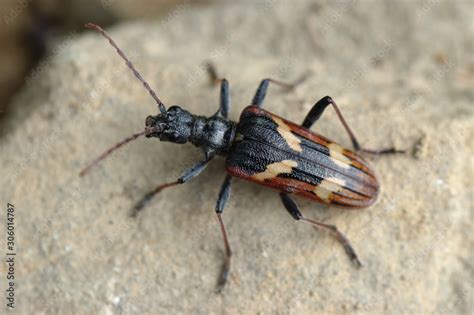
[81,23,404,292]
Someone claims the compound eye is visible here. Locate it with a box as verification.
[167,106,182,116]
[167,131,180,141]
[145,116,154,127]
[168,105,180,111]
[163,130,179,142]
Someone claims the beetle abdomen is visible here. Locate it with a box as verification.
[226,106,379,208]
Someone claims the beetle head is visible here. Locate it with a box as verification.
[145,106,194,144]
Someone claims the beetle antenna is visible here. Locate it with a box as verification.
[84,23,167,115]
[79,127,160,177]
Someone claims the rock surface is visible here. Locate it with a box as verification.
[1,1,473,314]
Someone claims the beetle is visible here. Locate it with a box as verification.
[81,23,404,291]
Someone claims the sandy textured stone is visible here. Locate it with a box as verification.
[1,1,473,314]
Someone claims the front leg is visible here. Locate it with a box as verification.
[207,62,306,109]
[215,79,230,119]
[131,157,213,216]
[206,63,230,119]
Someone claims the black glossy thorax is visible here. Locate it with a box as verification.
[190,115,237,158]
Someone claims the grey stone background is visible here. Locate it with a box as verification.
[1,1,473,314]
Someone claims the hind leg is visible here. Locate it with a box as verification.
[279,192,362,268]
[302,96,405,154]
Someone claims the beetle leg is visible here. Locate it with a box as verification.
[279,192,362,268]
[215,175,233,293]
[215,79,230,119]
[301,96,332,129]
[302,96,405,154]
[130,158,212,216]
[206,62,222,85]
[205,63,230,119]
[252,75,307,107]
[358,147,406,154]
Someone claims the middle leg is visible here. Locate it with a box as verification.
[215,175,233,292]
[251,74,308,108]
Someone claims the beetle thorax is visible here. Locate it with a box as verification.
[190,115,236,157]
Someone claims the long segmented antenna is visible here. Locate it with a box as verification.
[79,127,160,177]
[84,23,167,115]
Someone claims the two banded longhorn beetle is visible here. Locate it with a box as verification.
[81,23,404,291]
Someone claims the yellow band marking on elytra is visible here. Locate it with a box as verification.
[273,117,302,152]
[327,143,352,169]
[252,160,298,181]
[313,177,346,202]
